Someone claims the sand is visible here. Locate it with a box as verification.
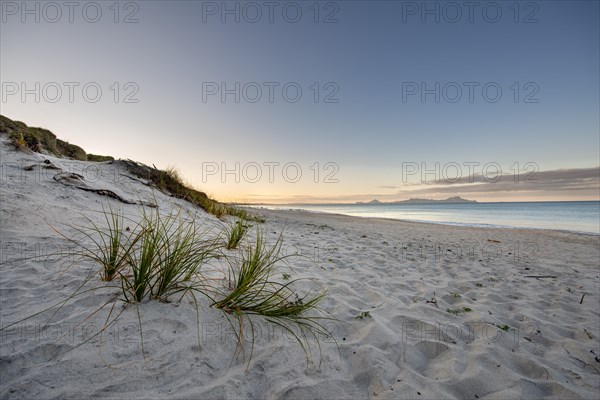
[1,138,599,399]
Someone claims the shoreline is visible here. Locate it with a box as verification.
[250,206,600,237]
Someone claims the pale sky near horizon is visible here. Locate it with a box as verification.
[1,0,599,203]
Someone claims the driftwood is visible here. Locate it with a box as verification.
[76,187,157,207]
[53,172,156,207]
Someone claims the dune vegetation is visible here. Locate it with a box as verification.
[0,114,332,364]
[0,114,262,222]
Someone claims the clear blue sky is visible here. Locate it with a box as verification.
[1,1,598,202]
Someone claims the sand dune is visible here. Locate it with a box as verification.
[1,139,599,399]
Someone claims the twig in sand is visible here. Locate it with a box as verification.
[425,292,438,308]
[579,293,585,304]
[524,275,557,279]
[562,345,600,375]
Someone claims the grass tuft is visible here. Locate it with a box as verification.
[150,210,218,300]
[66,204,218,303]
[64,205,139,281]
[213,229,333,364]
[355,311,372,320]
[225,220,250,250]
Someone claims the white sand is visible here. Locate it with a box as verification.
[1,138,599,399]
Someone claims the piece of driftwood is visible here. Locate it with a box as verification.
[53,172,156,207]
[76,187,157,207]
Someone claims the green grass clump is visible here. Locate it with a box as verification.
[223,205,265,222]
[121,160,264,222]
[56,138,86,160]
[126,209,163,302]
[67,205,218,303]
[355,311,372,320]
[148,210,216,300]
[8,126,59,154]
[213,229,331,363]
[121,207,217,303]
[215,231,308,315]
[497,324,510,332]
[74,205,139,281]
[5,128,41,151]
[8,131,27,149]
[87,153,115,162]
[0,115,27,133]
[447,307,473,315]
[225,220,250,249]
[1,115,100,161]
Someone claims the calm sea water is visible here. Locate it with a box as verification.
[266,202,600,234]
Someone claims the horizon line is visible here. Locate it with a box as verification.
[237,199,600,206]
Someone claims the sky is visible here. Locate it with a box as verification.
[1,0,599,203]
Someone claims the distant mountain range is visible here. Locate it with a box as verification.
[356,196,477,204]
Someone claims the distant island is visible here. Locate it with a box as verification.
[356,196,477,204]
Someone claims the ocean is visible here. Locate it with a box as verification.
[265,201,600,234]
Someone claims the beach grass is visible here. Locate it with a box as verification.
[1,115,110,161]
[149,210,218,301]
[225,219,250,249]
[121,160,264,222]
[62,204,218,303]
[63,204,140,282]
[0,113,335,369]
[22,204,333,366]
[213,229,333,364]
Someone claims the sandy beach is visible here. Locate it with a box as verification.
[3,2,599,398]
[1,138,599,399]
